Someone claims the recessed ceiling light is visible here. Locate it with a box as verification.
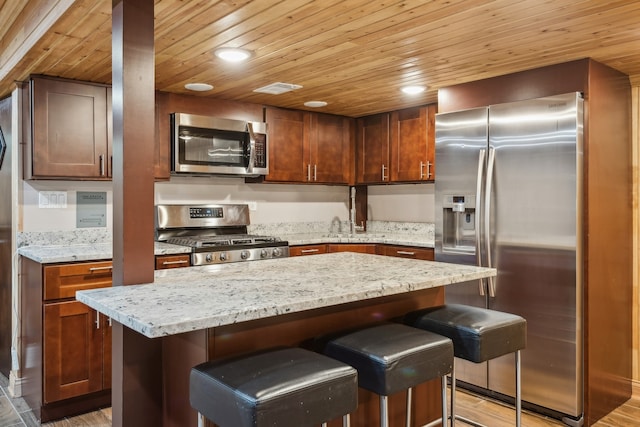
[184,83,213,91]
[214,47,252,62]
[304,101,328,108]
[401,85,427,95]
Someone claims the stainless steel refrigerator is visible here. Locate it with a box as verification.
[435,92,583,424]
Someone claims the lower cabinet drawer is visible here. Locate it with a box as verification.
[289,245,328,256]
[377,245,434,260]
[327,244,377,254]
[155,254,191,269]
[44,261,112,301]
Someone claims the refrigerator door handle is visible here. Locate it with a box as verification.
[476,148,487,296]
[485,147,496,297]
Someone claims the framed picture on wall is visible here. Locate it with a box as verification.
[0,126,5,171]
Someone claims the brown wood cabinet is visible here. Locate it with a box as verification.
[327,243,377,254]
[289,244,328,256]
[265,107,352,184]
[27,76,171,180]
[307,112,352,183]
[43,301,107,403]
[390,105,436,182]
[28,76,110,179]
[291,243,432,260]
[357,105,436,184]
[265,107,306,182]
[42,262,112,404]
[356,113,390,183]
[377,244,434,260]
[155,254,190,269]
[21,258,113,422]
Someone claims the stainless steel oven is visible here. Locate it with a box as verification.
[171,113,268,177]
[155,204,289,266]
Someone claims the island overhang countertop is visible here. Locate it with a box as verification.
[76,252,496,338]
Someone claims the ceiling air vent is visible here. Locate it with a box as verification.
[253,82,303,95]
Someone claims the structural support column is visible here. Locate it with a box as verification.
[111,1,159,426]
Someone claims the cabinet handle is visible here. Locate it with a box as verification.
[162,260,189,266]
[89,266,113,272]
[313,164,317,181]
[427,161,432,179]
[99,154,105,176]
[381,164,388,181]
[396,250,416,256]
[300,249,320,254]
[420,161,426,179]
[307,164,311,181]
[95,312,100,330]
[108,317,112,327]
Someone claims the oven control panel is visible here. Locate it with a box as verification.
[156,204,250,232]
[189,207,223,219]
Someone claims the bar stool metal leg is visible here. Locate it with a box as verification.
[516,350,522,427]
[450,350,522,427]
[406,387,412,427]
[450,360,456,427]
[441,375,448,427]
[343,414,351,427]
[380,395,389,427]
[197,412,205,427]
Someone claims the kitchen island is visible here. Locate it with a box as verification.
[77,252,496,427]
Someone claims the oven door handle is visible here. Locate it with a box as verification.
[246,122,257,174]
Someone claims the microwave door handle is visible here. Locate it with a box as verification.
[246,122,256,173]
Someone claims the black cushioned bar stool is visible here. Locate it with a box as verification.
[324,323,453,427]
[190,347,358,427]
[405,304,526,427]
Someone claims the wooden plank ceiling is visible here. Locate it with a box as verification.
[2,0,640,117]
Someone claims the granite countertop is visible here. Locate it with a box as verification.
[17,232,433,263]
[284,232,434,248]
[18,241,191,263]
[76,252,496,339]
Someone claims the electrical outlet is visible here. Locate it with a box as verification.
[38,191,67,208]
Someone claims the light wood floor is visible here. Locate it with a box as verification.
[39,387,640,427]
[41,407,111,427]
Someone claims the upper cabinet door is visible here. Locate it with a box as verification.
[264,107,306,182]
[29,76,109,179]
[265,107,353,184]
[390,105,436,182]
[356,113,390,184]
[308,113,352,184]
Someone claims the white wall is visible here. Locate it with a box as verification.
[20,177,435,232]
[155,176,350,224]
[21,180,114,231]
[367,183,435,222]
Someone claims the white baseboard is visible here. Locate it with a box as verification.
[8,370,24,398]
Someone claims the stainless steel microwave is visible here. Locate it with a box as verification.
[171,113,268,177]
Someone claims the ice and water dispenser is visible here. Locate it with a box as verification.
[442,195,476,253]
